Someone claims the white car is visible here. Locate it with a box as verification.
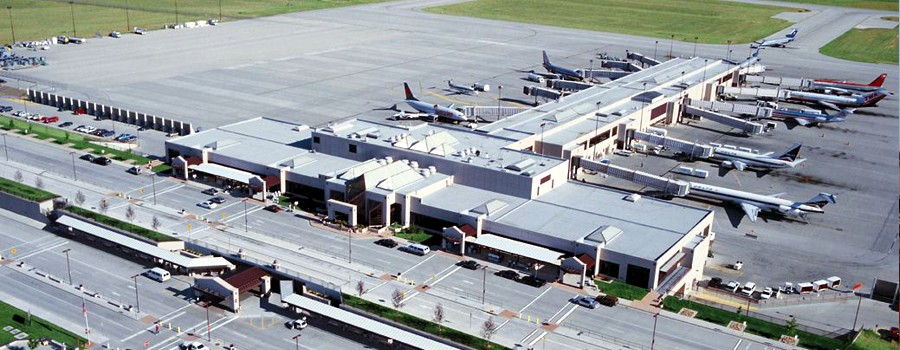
[285,317,307,330]
[179,342,207,350]
[759,287,775,300]
[198,201,217,209]
[725,280,740,293]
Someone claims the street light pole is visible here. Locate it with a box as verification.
[68,1,76,37]
[292,334,301,350]
[347,226,352,264]
[151,173,157,205]
[653,40,658,61]
[692,36,698,57]
[481,266,487,305]
[124,0,131,32]
[588,59,593,83]
[5,6,14,43]
[62,249,73,285]
[668,34,674,59]
[851,292,863,331]
[70,152,77,181]
[496,85,502,121]
[206,304,211,341]
[131,274,140,313]
[218,0,222,21]
[243,199,248,232]
[539,122,547,166]
[650,312,659,350]
[726,40,732,61]
[174,0,179,25]
[2,134,9,161]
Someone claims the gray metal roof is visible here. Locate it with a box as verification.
[418,184,526,219]
[281,294,458,350]
[56,215,234,270]
[190,163,257,184]
[168,117,311,168]
[468,234,563,265]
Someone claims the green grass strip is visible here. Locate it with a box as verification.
[0,176,59,202]
[820,26,899,64]
[65,206,177,242]
[0,299,86,347]
[342,294,509,350]
[594,279,649,301]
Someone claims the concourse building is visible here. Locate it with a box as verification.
[165,56,748,296]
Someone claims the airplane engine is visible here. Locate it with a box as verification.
[721,161,733,168]
[778,205,802,217]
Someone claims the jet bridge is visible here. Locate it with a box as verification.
[584,69,633,80]
[547,79,594,92]
[683,105,765,135]
[631,130,714,158]
[744,75,808,89]
[626,51,661,67]
[462,106,532,120]
[718,85,789,99]
[687,99,772,118]
[524,85,563,100]
[601,60,643,72]
[579,158,689,197]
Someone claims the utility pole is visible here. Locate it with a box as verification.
[131,274,140,313]
[726,40,732,61]
[62,249,73,285]
[218,0,222,21]
[5,6,15,43]
[68,1,76,37]
[124,0,131,31]
[347,226,352,264]
[206,304,211,341]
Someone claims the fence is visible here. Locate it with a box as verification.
[25,88,194,136]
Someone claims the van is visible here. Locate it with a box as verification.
[741,282,756,296]
[146,267,171,282]
[403,243,430,256]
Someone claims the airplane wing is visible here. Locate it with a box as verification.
[768,192,786,198]
[817,101,841,111]
[740,203,761,222]
[733,161,747,172]
[791,117,811,126]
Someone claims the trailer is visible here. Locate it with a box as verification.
[826,276,841,289]
[797,282,815,294]
[812,280,829,292]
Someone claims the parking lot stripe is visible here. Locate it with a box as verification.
[401,254,436,275]
[15,239,68,259]
[731,339,742,350]
[518,286,552,313]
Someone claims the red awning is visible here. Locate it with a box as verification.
[185,156,203,166]
[577,254,595,268]
[264,175,280,189]
[224,266,268,294]
[459,224,477,237]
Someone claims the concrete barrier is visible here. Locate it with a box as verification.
[0,191,54,223]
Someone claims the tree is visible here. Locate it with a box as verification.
[786,316,798,336]
[356,280,366,297]
[480,316,498,340]
[75,190,86,205]
[433,303,445,332]
[14,170,23,183]
[125,204,136,222]
[34,176,43,189]
[98,199,109,213]
[151,215,161,231]
[391,289,404,309]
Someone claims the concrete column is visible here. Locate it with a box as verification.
[381,198,391,227]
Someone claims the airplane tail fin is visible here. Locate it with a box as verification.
[804,192,836,207]
[869,73,887,87]
[786,29,798,39]
[403,82,418,101]
[776,143,802,162]
[789,158,807,167]
[542,50,551,67]
[751,46,761,59]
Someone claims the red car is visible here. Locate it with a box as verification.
[264,205,282,213]
[41,116,59,123]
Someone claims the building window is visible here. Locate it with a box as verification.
[349,144,357,153]
[313,136,320,144]
[598,260,619,278]
[540,175,551,184]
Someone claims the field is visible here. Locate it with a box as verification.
[774,0,897,11]
[820,26,899,64]
[593,279,649,301]
[848,329,897,350]
[0,0,389,44]
[426,0,802,44]
[0,300,86,347]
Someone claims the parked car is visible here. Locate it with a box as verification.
[119,135,137,142]
[209,196,226,204]
[264,204,281,213]
[520,275,546,288]
[0,105,12,112]
[201,188,219,195]
[109,31,121,38]
[374,238,398,248]
[401,243,429,256]
[572,295,599,309]
[596,295,619,307]
[198,201,218,209]
[58,121,73,128]
[127,166,142,175]
[741,282,757,297]
[93,156,112,166]
[179,342,207,350]
[285,317,307,330]
[495,270,520,281]
[133,27,146,35]
[41,116,59,123]
[79,154,96,162]
[457,260,481,270]
[100,130,116,138]
[725,280,741,293]
[708,277,723,289]
[759,287,775,300]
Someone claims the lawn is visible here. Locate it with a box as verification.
[0,0,391,44]
[0,176,59,202]
[662,297,845,350]
[820,26,898,64]
[0,300,86,347]
[342,294,508,350]
[849,329,897,350]
[426,0,802,44]
[594,279,649,301]
[773,0,897,11]
[65,206,177,242]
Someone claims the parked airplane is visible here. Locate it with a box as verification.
[447,80,478,95]
[770,107,852,126]
[751,29,798,48]
[542,51,583,81]
[711,143,805,171]
[785,89,890,110]
[399,82,468,123]
[809,74,887,94]
[688,182,835,222]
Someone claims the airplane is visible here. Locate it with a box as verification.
[447,79,478,95]
[688,182,835,222]
[711,143,806,171]
[809,74,888,94]
[399,82,468,123]
[770,107,852,126]
[542,50,583,81]
[751,29,798,48]
[785,88,890,111]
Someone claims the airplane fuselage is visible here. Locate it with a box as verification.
[786,90,886,108]
[712,148,794,169]
[688,183,824,217]
[405,99,468,122]
[771,108,844,124]
[544,63,582,81]
[809,81,881,93]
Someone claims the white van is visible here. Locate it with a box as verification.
[403,244,430,256]
[741,282,756,296]
[146,267,171,282]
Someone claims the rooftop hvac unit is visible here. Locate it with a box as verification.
[410,161,419,169]
[427,166,436,174]
[385,156,393,163]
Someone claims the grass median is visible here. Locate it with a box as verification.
[426,0,801,44]
[594,279,649,301]
[820,26,899,64]
[0,300,86,347]
[65,206,177,242]
[773,0,897,11]
[342,294,508,350]
[0,176,59,202]
[662,297,844,350]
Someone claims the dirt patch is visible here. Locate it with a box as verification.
[727,320,747,332]
[678,308,697,318]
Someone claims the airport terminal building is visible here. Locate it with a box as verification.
[166,57,745,295]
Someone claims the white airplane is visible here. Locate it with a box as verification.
[447,80,478,95]
[688,182,835,222]
[711,143,805,171]
[751,29,798,48]
[398,82,468,123]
